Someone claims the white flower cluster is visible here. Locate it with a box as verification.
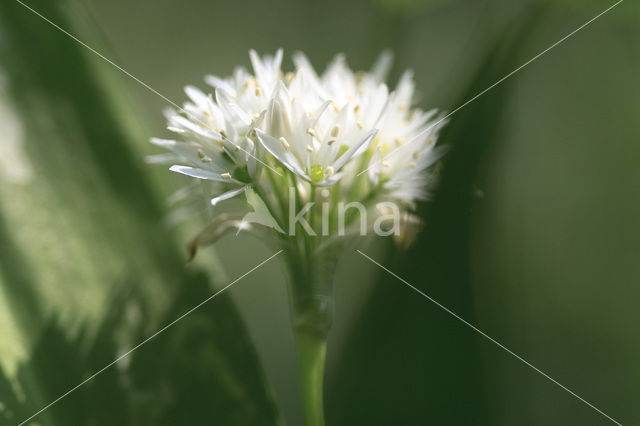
[150,49,446,241]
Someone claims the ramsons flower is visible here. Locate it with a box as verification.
[149,49,448,426]
[150,49,446,240]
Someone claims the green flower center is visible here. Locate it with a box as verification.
[310,165,324,183]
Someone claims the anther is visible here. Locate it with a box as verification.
[221,172,232,179]
[331,125,340,137]
[279,137,290,150]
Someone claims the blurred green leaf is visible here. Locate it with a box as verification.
[0,0,279,424]
[327,6,543,425]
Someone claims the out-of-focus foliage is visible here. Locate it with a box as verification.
[327,7,543,424]
[0,0,279,424]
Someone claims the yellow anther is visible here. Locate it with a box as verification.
[331,125,340,137]
[221,172,232,179]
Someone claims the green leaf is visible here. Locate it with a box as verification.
[0,1,279,424]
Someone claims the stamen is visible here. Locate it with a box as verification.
[331,125,340,137]
[325,166,335,176]
[306,128,316,137]
[382,161,390,168]
[202,157,212,163]
[412,150,420,159]
[306,145,314,152]
[408,161,417,168]
[279,137,290,150]
[255,87,262,96]
[331,101,340,112]
[221,172,232,179]
[394,137,405,146]
[354,104,361,116]
[197,149,206,159]
[284,72,295,83]
[397,103,406,111]
[219,129,227,138]
[357,121,364,130]
[327,137,337,145]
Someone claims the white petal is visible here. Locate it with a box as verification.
[370,50,393,83]
[184,85,209,108]
[254,129,306,177]
[211,186,247,206]
[150,138,230,171]
[204,74,236,96]
[169,165,243,184]
[331,129,377,172]
[215,88,251,130]
[369,147,382,186]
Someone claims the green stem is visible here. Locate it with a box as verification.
[284,246,340,426]
[295,329,327,426]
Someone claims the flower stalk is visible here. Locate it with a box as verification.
[283,242,339,426]
[295,329,327,426]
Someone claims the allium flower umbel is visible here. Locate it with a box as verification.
[150,49,447,251]
[150,49,447,426]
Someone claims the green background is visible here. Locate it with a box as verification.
[0,0,638,424]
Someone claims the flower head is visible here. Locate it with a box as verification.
[149,49,447,252]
